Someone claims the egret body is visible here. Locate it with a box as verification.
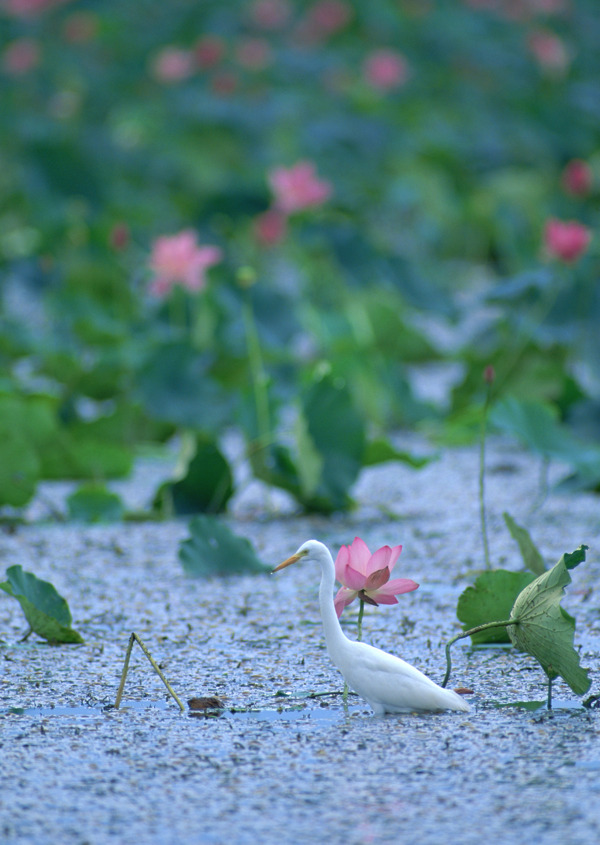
[273,540,469,715]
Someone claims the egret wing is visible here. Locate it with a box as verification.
[343,641,468,713]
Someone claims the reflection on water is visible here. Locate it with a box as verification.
[490,699,584,712]
[3,700,365,724]
[225,705,364,724]
[5,700,171,717]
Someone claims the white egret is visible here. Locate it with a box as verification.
[273,540,469,715]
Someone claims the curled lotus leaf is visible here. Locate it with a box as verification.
[508,546,590,695]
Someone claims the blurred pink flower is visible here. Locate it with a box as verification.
[334,537,419,618]
[527,29,569,74]
[463,0,514,14]
[297,0,352,42]
[2,0,72,16]
[306,0,352,33]
[62,12,99,43]
[561,159,593,197]
[520,0,568,16]
[254,208,288,247]
[268,161,332,214]
[544,218,591,263]
[109,222,130,252]
[149,230,222,297]
[463,0,567,18]
[484,364,496,385]
[250,0,292,30]
[151,47,195,83]
[531,0,567,12]
[2,38,40,75]
[210,71,238,96]
[235,37,272,70]
[194,36,225,69]
[363,48,409,91]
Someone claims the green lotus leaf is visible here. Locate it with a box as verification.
[0,566,84,644]
[508,546,590,695]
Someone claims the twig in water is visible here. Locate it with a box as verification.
[115,632,185,712]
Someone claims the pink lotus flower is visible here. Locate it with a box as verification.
[235,37,272,70]
[463,0,566,18]
[62,12,99,43]
[268,161,332,214]
[484,364,496,385]
[109,222,130,252]
[250,0,292,30]
[2,38,40,75]
[149,230,222,297]
[194,35,225,69]
[151,47,195,83]
[306,0,352,34]
[210,70,239,96]
[334,537,419,618]
[363,49,409,91]
[2,0,73,16]
[296,0,352,42]
[544,218,592,263]
[254,208,288,246]
[561,159,593,197]
[527,30,569,75]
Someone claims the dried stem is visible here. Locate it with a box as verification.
[115,632,185,712]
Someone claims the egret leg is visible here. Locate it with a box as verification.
[115,632,185,712]
[547,676,553,711]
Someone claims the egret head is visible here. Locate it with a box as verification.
[272,540,323,573]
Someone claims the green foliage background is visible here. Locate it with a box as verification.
[1,0,599,513]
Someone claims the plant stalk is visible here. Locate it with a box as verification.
[242,296,271,454]
[115,632,185,712]
[168,289,187,336]
[357,599,365,642]
[442,619,518,688]
[344,600,366,703]
[479,379,493,569]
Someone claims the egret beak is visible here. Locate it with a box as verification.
[272,549,307,574]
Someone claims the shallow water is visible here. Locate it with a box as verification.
[3,700,369,726]
[1,437,599,845]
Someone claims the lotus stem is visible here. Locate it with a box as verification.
[242,295,271,453]
[357,599,365,642]
[479,376,493,569]
[344,600,366,703]
[442,619,517,688]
